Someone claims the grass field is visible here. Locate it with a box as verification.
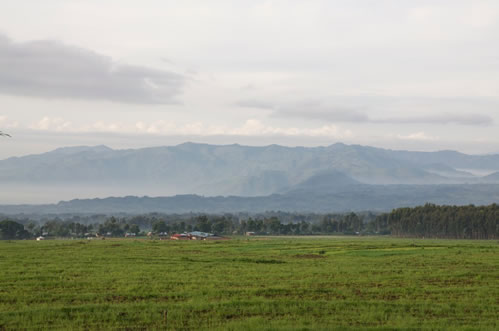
[0,237,498,330]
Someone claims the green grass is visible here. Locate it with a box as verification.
[0,237,498,330]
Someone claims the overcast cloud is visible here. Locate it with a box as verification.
[0,0,499,158]
[0,34,184,104]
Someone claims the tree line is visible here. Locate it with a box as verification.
[0,212,371,239]
[1,204,498,239]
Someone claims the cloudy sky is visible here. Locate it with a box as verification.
[1,0,498,158]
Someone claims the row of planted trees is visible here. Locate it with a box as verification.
[373,203,499,239]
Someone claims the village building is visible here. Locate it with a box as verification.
[170,233,191,240]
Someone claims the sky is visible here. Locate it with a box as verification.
[1,0,498,159]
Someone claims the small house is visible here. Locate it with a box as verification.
[170,233,191,240]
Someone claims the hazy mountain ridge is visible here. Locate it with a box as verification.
[1,142,499,205]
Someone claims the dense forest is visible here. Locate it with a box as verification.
[1,204,498,239]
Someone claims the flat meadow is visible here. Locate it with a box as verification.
[0,237,498,330]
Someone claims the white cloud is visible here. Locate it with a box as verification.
[229,119,353,138]
[397,132,439,141]
[29,117,73,131]
[92,121,124,133]
[26,117,353,139]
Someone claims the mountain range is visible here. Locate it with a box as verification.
[1,142,499,212]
